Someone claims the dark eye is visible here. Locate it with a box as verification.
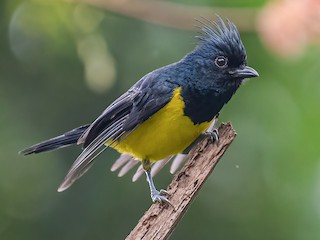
[214,56,228,68]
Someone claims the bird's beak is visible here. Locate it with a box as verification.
[230,66,259,79]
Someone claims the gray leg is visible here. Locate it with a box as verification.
[142,159,171,204]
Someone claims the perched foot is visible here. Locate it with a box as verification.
[204,128,219,143]
[151,189,171,204]
[142,160,173,207]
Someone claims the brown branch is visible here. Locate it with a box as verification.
[71,0,258,32]
[126,122,237,240]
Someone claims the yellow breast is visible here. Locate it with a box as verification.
[111,87,213,161]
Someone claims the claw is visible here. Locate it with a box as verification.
[204,128,219,143]
[151,189,173,207]
[159,189,168,195]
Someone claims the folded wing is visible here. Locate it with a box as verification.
[58,72,176,191]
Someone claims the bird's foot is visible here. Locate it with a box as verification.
[151,189,172,206]
[204,128,219,143]
[144,164,173,207]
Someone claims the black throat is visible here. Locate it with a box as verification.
[180,83,240,124]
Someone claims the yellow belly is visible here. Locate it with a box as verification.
[111,87,213,161]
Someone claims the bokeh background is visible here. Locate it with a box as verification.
[1,0,320,239]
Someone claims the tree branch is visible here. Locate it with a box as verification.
[126,122,237,240]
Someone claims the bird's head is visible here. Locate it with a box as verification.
[189,16,258,91]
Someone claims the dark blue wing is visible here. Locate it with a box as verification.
[58,71,177,191]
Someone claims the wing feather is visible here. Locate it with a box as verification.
[58,71,177,191]
[58,116,128,191]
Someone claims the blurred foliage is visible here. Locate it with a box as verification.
[0,0,320,240]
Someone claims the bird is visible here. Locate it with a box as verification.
[20,16,259,204]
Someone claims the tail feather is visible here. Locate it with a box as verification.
[19,125,90,155]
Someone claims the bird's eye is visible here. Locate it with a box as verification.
[214,56,228,68]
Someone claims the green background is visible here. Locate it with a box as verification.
[1,0,320,239]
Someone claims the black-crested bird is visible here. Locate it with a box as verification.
[20,16,259,204]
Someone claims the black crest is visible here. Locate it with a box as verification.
[195,16,246,65]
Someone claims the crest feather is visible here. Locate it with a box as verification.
[194,15,246,63]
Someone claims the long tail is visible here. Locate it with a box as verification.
[20,120,217,183]
[19,124,90,155]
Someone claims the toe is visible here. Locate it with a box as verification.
[155,195,173,207]
[212,129,219,142]
[159,189,168,195]
[151,191,173,206]
[204,129,219,143]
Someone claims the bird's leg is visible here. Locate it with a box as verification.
[142,159,171,205]
[203,113,219,142]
